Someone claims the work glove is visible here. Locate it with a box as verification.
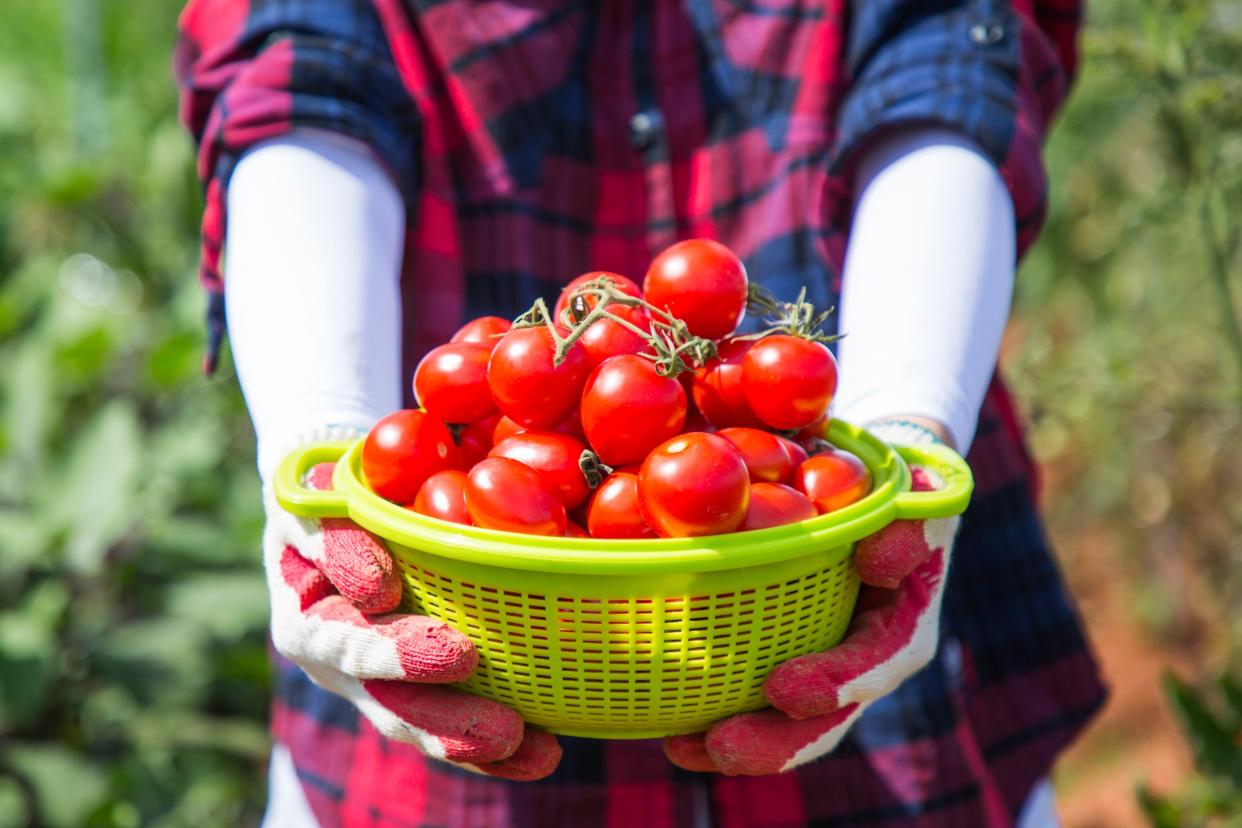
[264,428,562,781]
[663,428,960,776]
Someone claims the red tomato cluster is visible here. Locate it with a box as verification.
[360,239,870,539]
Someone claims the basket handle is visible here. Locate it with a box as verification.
[892,444,974,520]
[273,442,354,518]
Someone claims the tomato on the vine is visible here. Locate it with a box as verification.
[414,342,497,424]
[581,355,687,466]
[742,335,838,430]
[489,431,591,509]
[717,427,800,484]
[450,316,512,351]
[579,303,653,369]
[361,409,460,503]
[410,470,471,525]
[586,472,656,539]
[553,271,642,322]
[465,457,567,536]
[638,432,749,537]
[644,239,748,340]
[691,339,764,428]
[487,325,589,429]
[793,449,871,514]
[740,483,816,531]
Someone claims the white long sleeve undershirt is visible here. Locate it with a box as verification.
[225,127,1014,482]
[224,130,405,482]
[832,128,1016,451]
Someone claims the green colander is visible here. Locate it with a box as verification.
[274,419,972,739]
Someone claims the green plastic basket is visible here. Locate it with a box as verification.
[274,419,972,739]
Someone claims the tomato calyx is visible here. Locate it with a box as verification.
[744,285,840,343]
[514,278,717,377]
[578,449,614,490]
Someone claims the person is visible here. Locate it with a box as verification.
[175,1,1106,825]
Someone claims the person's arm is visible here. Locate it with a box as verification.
[833,128,1016,452]
[224,130,405,482]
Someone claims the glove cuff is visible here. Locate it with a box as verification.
[865,418,946,447]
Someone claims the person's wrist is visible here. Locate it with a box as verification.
[864,416,953,449]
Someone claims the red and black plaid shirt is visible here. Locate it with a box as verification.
[176,1,1104,825]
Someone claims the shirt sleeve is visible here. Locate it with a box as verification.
[830,0,1082,256]
[173,0,419,372]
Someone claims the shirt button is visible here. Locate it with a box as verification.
[629,109,662,150]
[969,21,1005,45]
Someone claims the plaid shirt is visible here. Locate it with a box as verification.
[176,1,1104,825]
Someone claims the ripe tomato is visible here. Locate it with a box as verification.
[487,325,589,429]
[581,355,687,466]
[740,483,816,531]
[450,316,512,351]
[410,470,471,525]
[553,271,643,322]
[779,435,810,468]
[465,457,567,536]
[579,303,654,369]
[414,342,497,424]
[742,335,838,430]
[586,472,657,539]
[691,339,764,428]
[456,414,500,467]
[489,431,591,509]
[644,239,748,340]
[564,520,591,538]
[362,409,460,503]
[638,433,750,537]
[492,415,526,445]
[792,449,871,514]
[716,427,799,483]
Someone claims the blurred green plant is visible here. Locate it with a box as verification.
[0,1,269,826]
[1137,672,1242,827]
[1012,0,1242,657]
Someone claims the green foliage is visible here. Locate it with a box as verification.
[1138,672,1242,827]
[1011,0,1242,653]
[0,1,268,825]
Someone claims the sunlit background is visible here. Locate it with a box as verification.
[1,1,1238,825]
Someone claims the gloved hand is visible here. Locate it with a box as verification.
[663,441,959,776]
[264,431,562,781]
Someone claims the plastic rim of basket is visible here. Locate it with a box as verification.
[274,419,973,575]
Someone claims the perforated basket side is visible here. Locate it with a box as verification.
[390,542,860,739]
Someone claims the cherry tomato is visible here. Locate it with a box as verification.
[581,355,687,466]
[553,271,643,322]
[779,435,810,469]
[492,411,584,445]
[638,433,750,537]
[489,431,591,509]
[362,409,460,503]
[691,339,764,428]
[465,457,567,536]
[487,325,589,429]
[586,472,657,539]
[643,239,748,340]
[792,449,871,514]
[414,342,497,424]
[742,335,838,430]
[450,316,512,351]
[741,483,817,531]
[579,303,654,369]
[717,427,799,483]
[565,520,591,538]
[410,470,471,525]
[456,414,501,467]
